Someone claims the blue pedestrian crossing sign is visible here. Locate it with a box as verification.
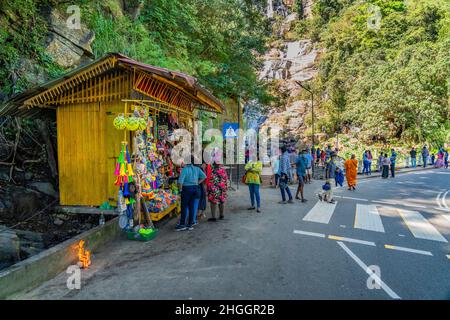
[223,123,239,139]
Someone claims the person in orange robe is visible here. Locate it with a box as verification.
[344,154,358,190]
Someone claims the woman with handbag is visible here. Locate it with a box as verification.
[244,159,262,213]
[207,161,228,221]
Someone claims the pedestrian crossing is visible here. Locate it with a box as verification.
[397,209,448,242]
[355,204,385,233]
[302,201,448,243]
[303,201,337,224]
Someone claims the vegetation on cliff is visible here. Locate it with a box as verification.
[0,0,271,103]
[295,0,450,147]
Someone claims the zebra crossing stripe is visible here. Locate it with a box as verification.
[354,204,385,233]
[303,201,337,224]
[397,209,448,243]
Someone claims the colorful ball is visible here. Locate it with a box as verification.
[126,117,139,131]
[113,115,126,130]
[138,118,147,131]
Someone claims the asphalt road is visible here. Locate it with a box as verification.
[18,169,450,300]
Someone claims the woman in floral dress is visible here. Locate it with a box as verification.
[206,162,228,221]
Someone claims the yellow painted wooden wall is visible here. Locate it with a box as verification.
[57,100,130,206]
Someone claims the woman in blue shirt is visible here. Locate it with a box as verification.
[176,157,206,231]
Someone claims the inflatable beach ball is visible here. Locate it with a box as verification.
[138,118,147,131]
[113,115,126,130]
[127,117,140,131]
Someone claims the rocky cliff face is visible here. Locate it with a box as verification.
[246,0,320,144]
[43,7,95,69]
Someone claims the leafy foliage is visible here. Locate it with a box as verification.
[0,0,271,104]
[301,0,450,147]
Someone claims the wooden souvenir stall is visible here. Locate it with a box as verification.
[1,53,224,215]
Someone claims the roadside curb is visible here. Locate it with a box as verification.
[357,166,438,180]
[0,217,121,299]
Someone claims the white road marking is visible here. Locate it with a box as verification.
[373,200,396,205]
[384,244,433,256]
[303,201,337,224]
[397,209,448,243]
[355,204,385,233]
[342,196,369,202]
[293,230,325,238]
[337,241,401,300]
[436,192,443,209]
[372,200,427,209]
[401,203,427,209]
[328,235,376,247]
[442,191,449,210]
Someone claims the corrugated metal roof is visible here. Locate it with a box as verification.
[0,53,224,116]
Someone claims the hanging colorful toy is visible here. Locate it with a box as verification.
[114,142,134,189]
[127,116,140,131]
[113,114,127,130]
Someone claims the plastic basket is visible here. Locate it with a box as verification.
[126,229,158,242]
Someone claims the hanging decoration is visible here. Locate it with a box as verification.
[113,114,127,130]
[113,100,185,240]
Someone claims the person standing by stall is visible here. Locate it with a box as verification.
[207,162,228,221]
[193,163,208,224]
[176,157,206,231]
[244,159,262,213]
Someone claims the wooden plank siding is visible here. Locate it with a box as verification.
[57,101,131,206]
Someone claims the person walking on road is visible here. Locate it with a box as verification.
[270,155,280,188]
[295,149,308,202]
[377,153,383,172]
[367,150,373,175]
[279,146,294,204]
[444,149,449,169]
[435,149,444,168]
[344,154,358,190]
[335,167,344,187]
[324,153,337,198]
[410,147,417,168]
[289,147,297,184]
[390,149,397,178]
[305,148,313,184]
[176,157,207,231]
[207,161,228,221]
[422,146,429,168]
[381,153,391,179]
[362,151,369,175]
[244,159,262,213]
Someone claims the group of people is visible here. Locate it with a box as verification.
[175,157,229,231]
[410,146,448,169]
[176,143,449,229]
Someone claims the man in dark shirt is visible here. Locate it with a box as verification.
[422,146,429,167]
[410,147,417,168]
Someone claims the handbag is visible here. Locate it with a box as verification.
[241,172,248,184]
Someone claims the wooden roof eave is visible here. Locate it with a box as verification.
[118,62,223,114]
